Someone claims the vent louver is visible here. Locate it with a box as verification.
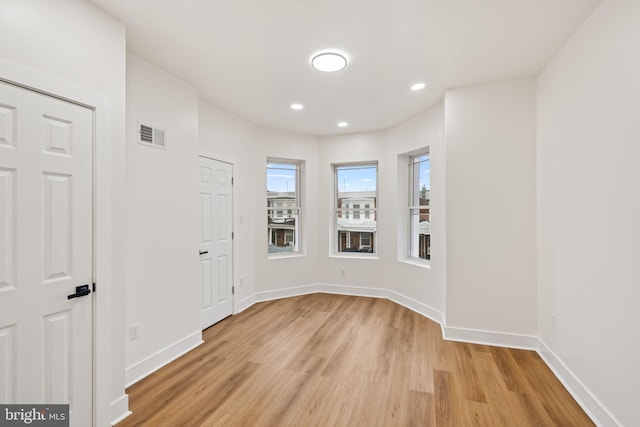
[138,123,167,150]
[140,124,153,143]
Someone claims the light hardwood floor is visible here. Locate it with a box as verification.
[118,293,594,426]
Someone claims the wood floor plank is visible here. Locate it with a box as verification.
[409,314,435,393]
[407,390,436,426]
[118,294,594,426]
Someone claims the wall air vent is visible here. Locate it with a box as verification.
[138,123,167,150]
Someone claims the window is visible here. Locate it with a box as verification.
[409,153,430,260]
[267,160,301,255]
[334,163,377,254]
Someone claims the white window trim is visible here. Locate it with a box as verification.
[267,158,305,258]
[407,151,430,265]
[331,161,379,258]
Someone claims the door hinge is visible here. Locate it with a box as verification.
[93,283,96,293]
[231,177,234,185]
[232,231,234,240]
[232,286,235,295]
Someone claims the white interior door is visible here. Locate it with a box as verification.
[199,157,233,329]
[0,81,93,426]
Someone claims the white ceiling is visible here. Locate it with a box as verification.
[89,0,600,136]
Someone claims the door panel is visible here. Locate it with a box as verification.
[216,255,228,302]
[0,168,15,290]
[199,157,233,329]
[201,258,212,310]
[43,310,72,402]
[0,81,93,426]
[0,324,16,402]
[43,172,73,281]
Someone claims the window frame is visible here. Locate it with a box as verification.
[267,159,303,257]
[408,152,430,262]
[332,162,378,257]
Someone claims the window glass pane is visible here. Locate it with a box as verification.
[267,161,300,255]
[335,164,377,254]
[412,154,429,205]
[268,210,298,254]
[409,152,430,260]
[267,163,297,193]
[410,208,430,259]
[337,165,377,199]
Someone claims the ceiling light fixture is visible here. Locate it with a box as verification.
[290,103,304,110]
[337,121,349,128]
[311,51,348,72]
[411,82,427,91]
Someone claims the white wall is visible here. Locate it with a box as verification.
[197,105,442,318]
[253,127,321,295]
[198,104,442,316]
[0,1,128,424]
[198,100,258,307]
[444,80,537,338]
[316,131,389,288]
[537,1,640,425]
[125,54,201,384]
[386,105,445,313]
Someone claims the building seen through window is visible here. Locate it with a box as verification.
[335,163,377,254]
[267,161,300,254]
[410,153,430,260]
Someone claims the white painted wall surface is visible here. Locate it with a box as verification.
[125,54,201,380]
[198,100,258,307]
[445,79,537,335]
[0,1,128,424]
[254,127,321,293]
[537,1,640,425]
[316,131,390,288]
[386,105,444,313]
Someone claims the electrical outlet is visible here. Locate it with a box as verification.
[550,314,557,332]
[239,278,244,287]
[130,323,140,341]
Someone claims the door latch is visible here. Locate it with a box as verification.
[67,284,91,300]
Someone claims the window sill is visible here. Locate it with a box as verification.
[268,252,306,260]
[330,253,379,260]
[399,257,431,269]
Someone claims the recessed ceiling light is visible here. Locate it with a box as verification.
[311,52,348,72]
[290,103,304,110]
[411,82,427,91]
[337,121,349,128]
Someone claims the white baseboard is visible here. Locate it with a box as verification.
[537,339,620,427]
[252,282,445,327]
[236,293,256,314]
[109,394,131,426]
[386,289,445,326]
[315,283,387,299]
[125,331,203,387]
[253,283,321,303]
[443,325,538,350]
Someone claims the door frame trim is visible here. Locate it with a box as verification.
[0,59,122,426]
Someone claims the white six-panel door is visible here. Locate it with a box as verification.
[0,81,93,426]
[199,157,233,329]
